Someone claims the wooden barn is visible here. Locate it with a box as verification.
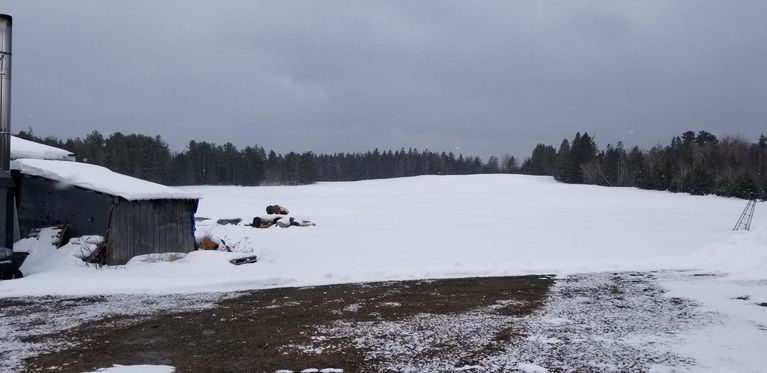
[9,140,200,265]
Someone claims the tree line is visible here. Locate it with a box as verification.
[15,130,509,186]
[520,131,767,199]
[16,129,767,199]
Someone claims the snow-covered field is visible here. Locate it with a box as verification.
[1,174,764,296]
[2,174,766,372]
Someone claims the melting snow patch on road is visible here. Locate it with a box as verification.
[516,363,549,373]
[481,272,707,372]
[86,365,176,373]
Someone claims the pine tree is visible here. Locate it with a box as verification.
[555,138,575,182]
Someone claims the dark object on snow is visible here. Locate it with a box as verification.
[229,255,258,265]
[199,236,219,250]
[248,216,282,228]
[194,216,210,222]
[266,205,289,215]
[275,217,317,228]
[0,250,28,280]
[733,199,757,231]
[216,218,242,226]
[758,302,767,308]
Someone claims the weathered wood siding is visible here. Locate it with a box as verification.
[15,175,114,238]
[105,199,198,265]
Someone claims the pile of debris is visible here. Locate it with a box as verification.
[194,204,316,265]
[248,204,316,228]
[203,204,317,229]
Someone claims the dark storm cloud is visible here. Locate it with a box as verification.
[0,1,765,158]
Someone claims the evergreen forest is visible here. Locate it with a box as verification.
[16,129,767,200]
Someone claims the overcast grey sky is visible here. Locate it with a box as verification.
[0,1,765,158]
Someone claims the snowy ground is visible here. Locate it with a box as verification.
[6,272,765,372]
[3,174,763,296]
[1,174,766,371]
[659,273,767,372]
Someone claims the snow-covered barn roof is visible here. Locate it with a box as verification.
[12,158,201,201]
[11,136,76,161]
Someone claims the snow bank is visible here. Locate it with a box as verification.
[13,229,104,272]
[13,158,200,201]
[683,227,767,280]
[0,174,761,296]
[659,273,767,373]
[10,136,75,161]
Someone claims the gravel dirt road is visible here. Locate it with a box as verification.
[3,273,708,372]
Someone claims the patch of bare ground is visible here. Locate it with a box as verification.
[10,272,707,372]
[18,276,553,372]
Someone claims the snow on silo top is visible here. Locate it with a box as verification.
[10,136,76,161]
[13,158,201,201]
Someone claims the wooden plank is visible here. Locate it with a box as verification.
[157,201,163,253]
[158,201,164,253]
[153,202,159,253]
[182,202,187,250]
[163,201,169,253]
[107,201,120,265]
[118,201,126,264]
[172,202,179,251]
[140,202,146,256]
[133,202,140,261]
[171,202,178,251]
[150,201,156,253]
[181,202,188,250]
[183,201,192,250]
[176,202,184,251]
[139,202,144,256]
[120,201,127,264]
[127,201,135,264]
[162,202,168,252]
[136,201,141,258]
[105,206,114,265]
[113,201,122,265]
[190,201,196,250]
[145,202,150,252]
[117,201,124,265]
[172,201,178,252]
[165,201,171,252]
[122,201,130,265]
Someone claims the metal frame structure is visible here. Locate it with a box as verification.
[0,14,13,250]
[733,199,757,231]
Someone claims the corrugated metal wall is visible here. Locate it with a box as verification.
[105,199,198,265]
[16,175,113,238]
